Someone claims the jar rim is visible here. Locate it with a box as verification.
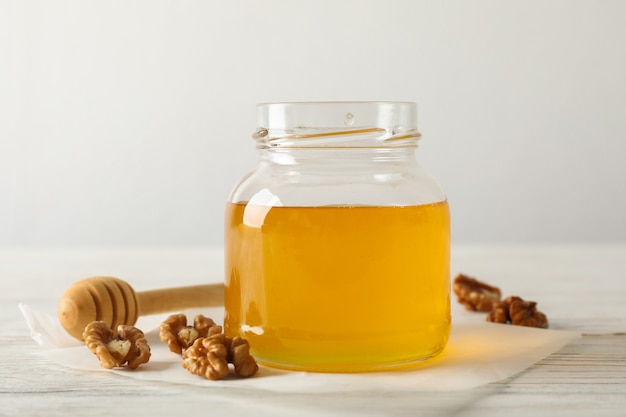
[257,100,416,105]
[255,101,420,148]
[257,101,416,127]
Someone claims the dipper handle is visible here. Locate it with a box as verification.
[57,276,224,340]
[136,284,224,316]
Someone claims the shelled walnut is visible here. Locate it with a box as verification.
[181,333,259,380]
[228,336,259,377]
[83,321,151,369]
[182,334,231,380]
[453,273,502,312]
[159,313,222,354]
[454,273,550,329]
[487,296,549,328]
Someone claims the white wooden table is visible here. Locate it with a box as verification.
[1,245,625,416]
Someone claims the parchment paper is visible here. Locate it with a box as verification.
[19,302,579,392]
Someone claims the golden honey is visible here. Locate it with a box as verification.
[224,200,450,372]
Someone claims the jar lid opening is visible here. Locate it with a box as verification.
[255,101,420,148]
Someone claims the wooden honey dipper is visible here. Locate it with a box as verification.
[58,276,224,340]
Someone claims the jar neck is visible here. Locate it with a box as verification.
[254,126,421,150]
[254,101,422,172]
[259,147,419,169]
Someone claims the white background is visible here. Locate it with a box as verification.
[1,0,625,248]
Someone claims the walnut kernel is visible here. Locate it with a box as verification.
[453,273,502,312]
[160,313,222,354]
[486,296,548,328]
[182,334,230,380]
[181,332,259,380]
[83,321,151,369]
[229,336,259,377]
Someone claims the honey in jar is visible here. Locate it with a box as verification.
[225,102,450,372]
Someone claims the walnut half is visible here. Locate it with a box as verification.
[182,334,231,380]
[83,321,151,369]
[486,296,549,328]
[160,313,222,354]
[181,333,259,380]
[229,336,259,378]
[453,273,502,312]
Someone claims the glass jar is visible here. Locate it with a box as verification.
[224,102,450,372]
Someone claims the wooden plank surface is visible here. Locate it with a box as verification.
[1,245,625,417]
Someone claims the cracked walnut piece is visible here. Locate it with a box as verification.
[182,333,259,380]
[83,321,151,369]
[182,334,231,380]
[487,296,549,328]
[229,336,259,377]
[453,273,502,312]
[160,313,222,354]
